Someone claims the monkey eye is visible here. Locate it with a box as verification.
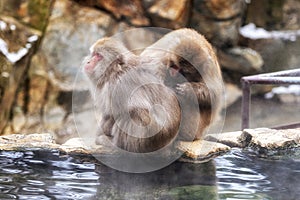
[170,64,180,70]
[92,52,103,60]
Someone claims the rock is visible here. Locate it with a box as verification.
[217,47,263,74]
[283,0,300,30]
[191,0,246,47]
[246,0,300,30]
[0,16,41,63]
[0,133,230,163]
[205,131,252,148]
[239,24,300,72]
[60,137,90,154]
[245,0,284,30]
[0,16,41,133]
[0,0,54,31]
[147,0,192,29]
[74,0,149,26]
[39,0,116,90]
[194,0,245,19]
[244,128,300,150]
[115,24,167,54]
[223,83,242,108]
[177,140,231,163]
[0,133,59,151]
[15,0,118,137]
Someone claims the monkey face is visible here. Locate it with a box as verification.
[169,64,180,77]
[84,52,103,73]
[83,38,123,83]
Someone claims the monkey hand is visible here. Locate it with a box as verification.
[175,83,193,96]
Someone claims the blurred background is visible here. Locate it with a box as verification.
[0,0,300,142]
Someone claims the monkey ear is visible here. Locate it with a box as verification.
[116,54,125,65]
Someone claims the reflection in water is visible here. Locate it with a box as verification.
[95,161,217,200]
[0,149,299,199]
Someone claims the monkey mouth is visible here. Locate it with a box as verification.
[169,65,180,77]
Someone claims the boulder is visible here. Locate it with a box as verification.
[147,0,192,29]
[74,0,149,26]
[0,133,230,164]
[177,140,231,163]
[191,0,246,47]
[205,131,251,148]
[246,0,300,30]
[244,128,300,150]
[239,24,300,72]
[217,47,263,74]
[0,0,54,31]
[19,0,118,139]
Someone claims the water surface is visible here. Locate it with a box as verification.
[0,148,299,200]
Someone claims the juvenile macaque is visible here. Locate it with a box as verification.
[83,37,181,153]
[141,28,223,140]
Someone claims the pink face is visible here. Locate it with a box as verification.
[84,52,103,73]
[169,64,180,77]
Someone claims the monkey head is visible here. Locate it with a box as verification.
[82,37,132,85]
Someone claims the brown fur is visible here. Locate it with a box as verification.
[141,28,223,140]
[83,37,181,153]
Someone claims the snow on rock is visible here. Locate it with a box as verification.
[0,38,29,63]
[0,18,40,63]
[265,85,300,103]
[0,20,7,30]
[240,23,300,41]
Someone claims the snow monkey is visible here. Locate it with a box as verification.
[141,28,223,141]
[83,28,222,152]
[83,37,181,153]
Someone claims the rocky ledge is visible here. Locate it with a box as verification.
[0,128,299,163]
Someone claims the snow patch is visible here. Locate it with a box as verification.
[27,35,39,43]
[0,21,7,30]
[265,85,300,99]
[240,23,300,41]
[10,24,16,31]
[0,38,29,63]
[1,72,10,78]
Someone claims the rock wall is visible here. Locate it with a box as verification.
[0,0,299,140]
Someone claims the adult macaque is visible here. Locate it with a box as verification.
[141,28,223,141]
[83,37,181,153]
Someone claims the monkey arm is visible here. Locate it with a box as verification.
[176,82,212,107]
[97,115,115,137]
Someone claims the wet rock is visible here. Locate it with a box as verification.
[217,47,263,74]
[244,128,300,150]
[191,0,246,47]
[205,131,251,148]
[147,0,192,29]
[0,133,230,163]
[74,0,149,26]
[60,137,90,154]
[177,140,231,163]
[0,133,59,151]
